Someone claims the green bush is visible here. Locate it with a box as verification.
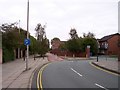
[3,47,15,63]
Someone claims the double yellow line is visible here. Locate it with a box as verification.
[37,63,51,90]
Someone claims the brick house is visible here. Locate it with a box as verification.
[98,33,120,56]
[51,38,61,50]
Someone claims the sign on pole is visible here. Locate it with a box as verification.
[24,39,30,46]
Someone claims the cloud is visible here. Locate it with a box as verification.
[0,0,119,40]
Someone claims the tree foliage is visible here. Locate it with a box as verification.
[82,32,98,55]
[65,29,98,55]
[83,32,95,38]
[51,37,60,45]
[35,23,49,56]
[59,42,67,51]
[2,24,21,50]
[81,37,98,55]
[1,22,38,62]
[37,38,49,56]
[69,28,78,39]
[35,23,46,41]
[29,35,38,54]
[66,38,82,53]
[1,22,18,32]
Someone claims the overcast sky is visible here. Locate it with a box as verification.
[0,0,119,41]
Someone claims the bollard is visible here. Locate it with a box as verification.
[97,54,98,62]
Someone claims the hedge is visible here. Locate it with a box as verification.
[3,47,15,63]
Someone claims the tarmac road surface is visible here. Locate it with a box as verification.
[31,60,119,90]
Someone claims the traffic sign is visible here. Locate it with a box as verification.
[24,39,30,46]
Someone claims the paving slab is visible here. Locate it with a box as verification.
[2,56,49,89]
[92,60,120,75]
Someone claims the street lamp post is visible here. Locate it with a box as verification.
[26,0,29,70]
[19,20,20,33]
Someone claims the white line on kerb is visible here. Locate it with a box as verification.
[95,83,109,90]
[71,68,82,77]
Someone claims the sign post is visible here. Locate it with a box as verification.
[26,0,29,70]
[24,38,30,70]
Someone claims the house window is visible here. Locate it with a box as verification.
[105,42,108,49]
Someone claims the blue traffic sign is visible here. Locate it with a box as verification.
[24,39,30,46]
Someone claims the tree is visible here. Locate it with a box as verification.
[66,30,98,56]
[82,32,98,55]
[29,36,37,53]
[2,29,20,50]
[69,28,78,39]
[51,37,60,44]
[66,38,82,53]
[29,36,38,60]
[66,28,82,53]
[35,23,46,41]
[37,38,49,57]
[83,32,95,38]
[81,37,98,55]
[59,42,67,51]
[35,23,49,57]
[1,22,38,62]
[1,22,18,32]
[1,23,21,62]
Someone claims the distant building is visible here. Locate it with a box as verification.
[51,38,61,50]
[98,33,120,56]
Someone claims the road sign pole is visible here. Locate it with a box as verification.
[26,0,29,70]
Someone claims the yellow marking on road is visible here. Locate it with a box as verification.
[37,63,51,90]
[89,62,119,76]
[37,70,40,90]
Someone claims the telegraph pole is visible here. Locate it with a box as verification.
[19,20,20,33]
[26,0,29,70]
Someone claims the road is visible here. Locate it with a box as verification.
[31,60,119,90]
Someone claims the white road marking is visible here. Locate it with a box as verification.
[95,83,109,90]
[71,68,82,77]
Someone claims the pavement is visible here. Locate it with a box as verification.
[2,55,49,89]
[89,56,119,75]
[92,60,120,75]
